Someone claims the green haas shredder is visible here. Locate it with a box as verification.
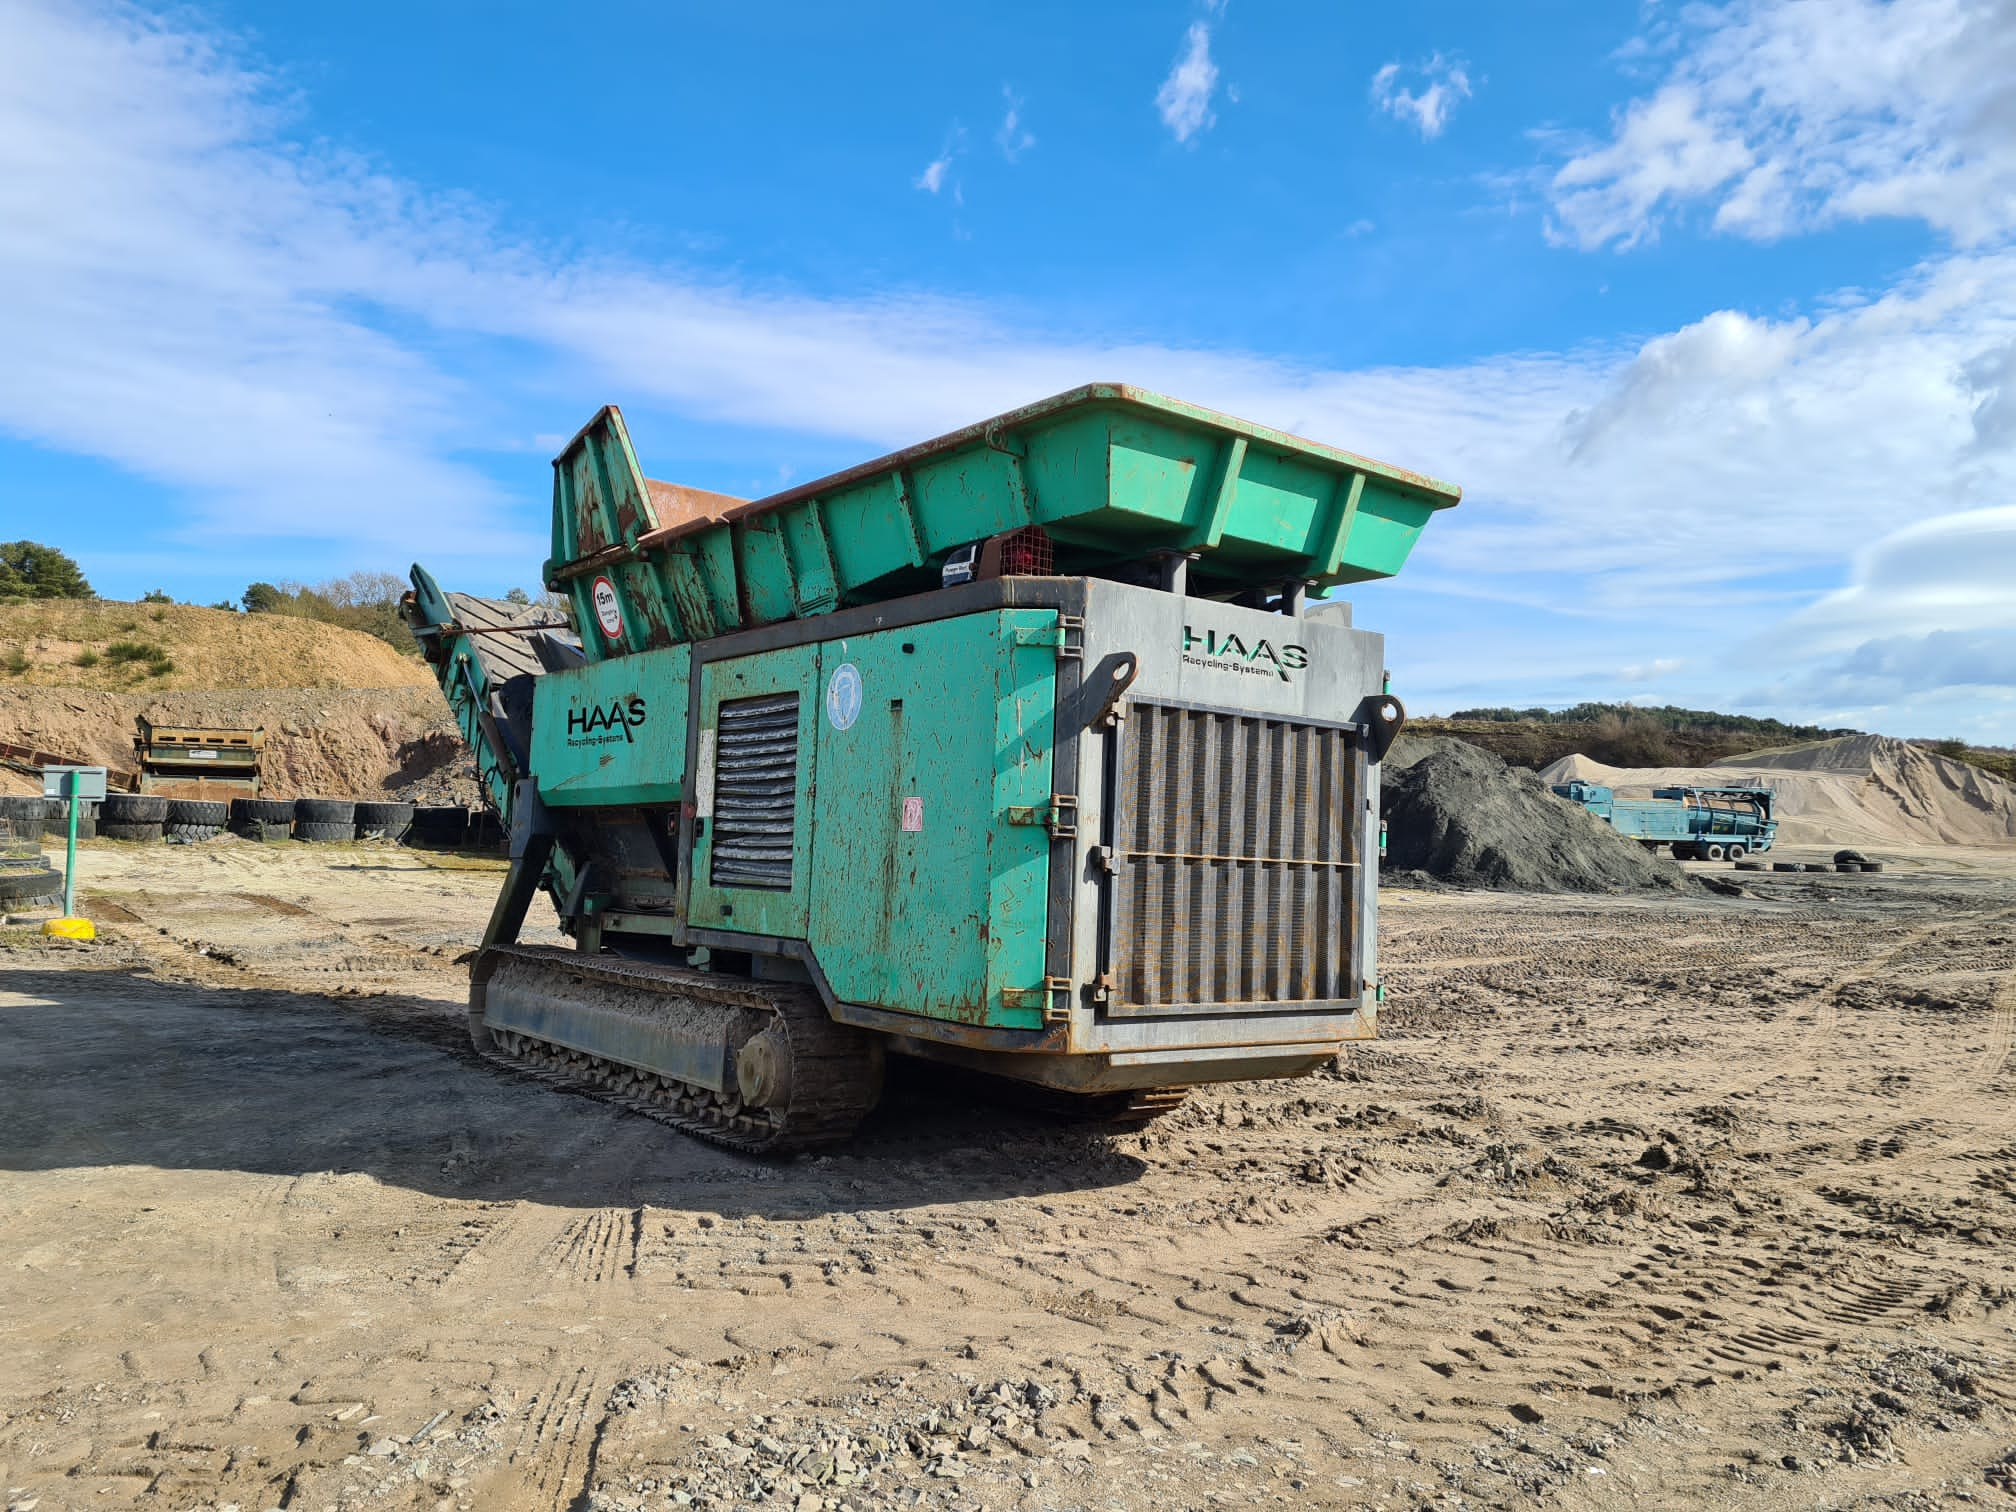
[404,385,1458,1151]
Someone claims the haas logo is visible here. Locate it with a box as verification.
[1181,626,1309,680]
[567,696,647,743]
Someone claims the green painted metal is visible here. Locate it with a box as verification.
[678,611,1054,1029]
[546,385,1459,651]
[805,610,1056,1029]
[404,565,528,822]
[530,648,690,808]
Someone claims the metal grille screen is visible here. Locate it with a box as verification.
[710,692,800,890]
[1112,701,1358,1008]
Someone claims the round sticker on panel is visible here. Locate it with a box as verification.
[591,576,624,641]
[825,662,863,731]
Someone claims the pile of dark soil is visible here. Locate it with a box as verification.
[1381,736,1688,894]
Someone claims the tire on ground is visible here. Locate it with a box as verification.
[102,793,170,824]
[42,800,98,838]
[1861,861,1885,872]
[0,839,42,861]
[0,866,63,903]
[1834,848,1868,865]
[1772,862,1801,871]
[353,800,415,840]
[1734,860,1763,871]
[294,798,356,826]
[165,799,229,827]
[232,819,291,843]
[101,821,165,842]
[165,822,225,842]
[0,796,48,824]
[1803,862,1831,872]
[294,820,354,843]
[230,797,296,824]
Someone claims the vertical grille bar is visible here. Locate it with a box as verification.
[709,692,800,890]
[1112,701,1359,1009]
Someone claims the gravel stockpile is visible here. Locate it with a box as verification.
[1382,736,1688,893]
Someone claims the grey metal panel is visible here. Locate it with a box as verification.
[710,692,799,889]
[1108,699,1359,1015]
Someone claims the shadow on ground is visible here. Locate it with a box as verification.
[0,964,1145,1215]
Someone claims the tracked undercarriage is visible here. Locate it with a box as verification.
[470,946,1187,1150]
[471,946,885,1153]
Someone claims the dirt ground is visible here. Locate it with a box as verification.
[3,839,2015,1512]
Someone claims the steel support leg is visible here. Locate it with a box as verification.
[481,831,555,950]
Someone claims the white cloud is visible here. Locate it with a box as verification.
[1370,54,1473,140]
[1619,658,1684,682]
[0,0,517,564]
[1775,507,2016,655]
[1155,22,1218,144]
[995,88,1035,162]
[1549,0,2016,250]
[915,157,951,194]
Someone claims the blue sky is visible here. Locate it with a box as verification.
[3,0,2014,739]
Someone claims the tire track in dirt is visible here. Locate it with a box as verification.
[507,1362,606,1512]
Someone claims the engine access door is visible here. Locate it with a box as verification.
[687,645,820,939]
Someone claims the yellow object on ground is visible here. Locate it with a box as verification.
[41,917,95,941]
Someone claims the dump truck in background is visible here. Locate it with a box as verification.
[402,383,1459,1151]
[1551,779,1778,860]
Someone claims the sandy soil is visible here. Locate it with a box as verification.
[3,840,2015,1512]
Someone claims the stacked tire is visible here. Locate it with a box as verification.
[41,796,98,839]
[0,816,63,915]
[101,793,169,842]
[0,796,56,835]
[230,797,295,842]
[294,797,355,843]
[354,800,415,842]
[166,798,228,842]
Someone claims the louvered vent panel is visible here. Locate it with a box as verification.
[1113,702,1358,1008]
[710,693,800,891]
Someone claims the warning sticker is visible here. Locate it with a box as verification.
[901,796,923,832]
[825,662,863,731]
[591,576,623,641]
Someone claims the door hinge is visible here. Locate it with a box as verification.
[1004,794,1077,839]
[1003,977,1075,1024]
[1011,616,1084,659]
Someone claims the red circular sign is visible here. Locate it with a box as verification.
[591,576,623,640]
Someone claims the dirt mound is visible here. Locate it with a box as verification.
[0,600,433,691]
[1541,734,2016,848]
[0,687,474,802]
[1382,736,1687,893]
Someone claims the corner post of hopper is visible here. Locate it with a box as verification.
[480,777,556,952]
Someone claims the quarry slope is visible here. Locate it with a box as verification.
[0,601,467,800]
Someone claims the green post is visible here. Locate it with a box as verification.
[63,770,79,919]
